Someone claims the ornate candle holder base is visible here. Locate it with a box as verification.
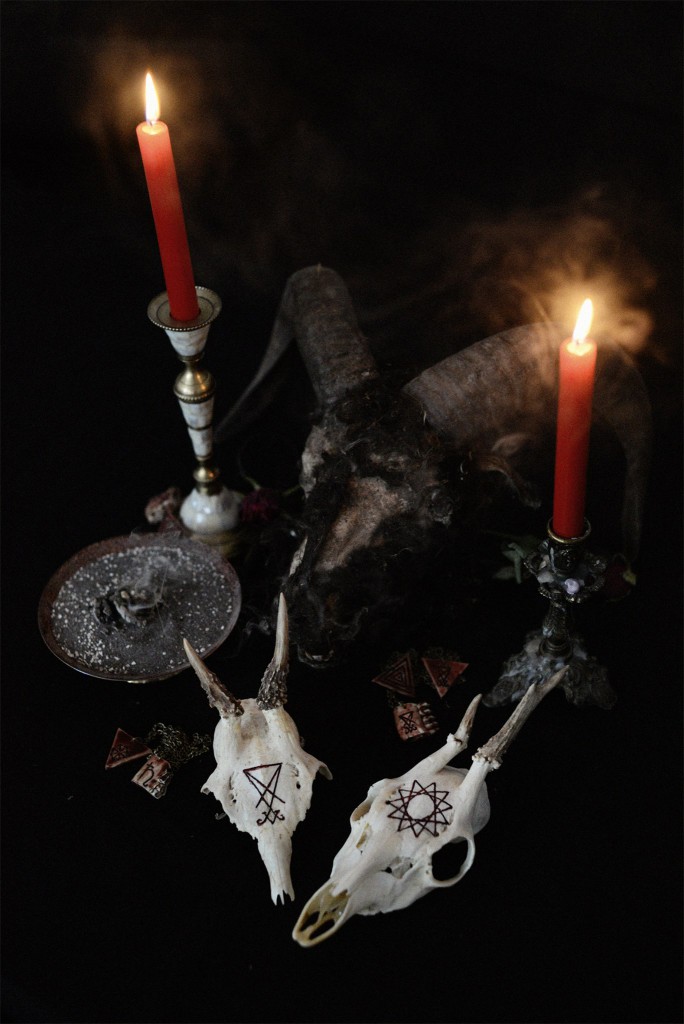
[179,484,241,554]
[486,631,615,710]
[148,287,241,556]
[484,520,617,710]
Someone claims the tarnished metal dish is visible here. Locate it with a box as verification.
[38,533,241,683]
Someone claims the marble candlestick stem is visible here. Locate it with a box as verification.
[147,287,240,554]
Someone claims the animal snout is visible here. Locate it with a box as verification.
[283,583,367,667]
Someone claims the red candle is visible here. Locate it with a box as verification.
[552,299,597,538]
[136,73,199,322]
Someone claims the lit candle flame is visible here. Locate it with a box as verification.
[145,72,160,125]
[572,299,593,345]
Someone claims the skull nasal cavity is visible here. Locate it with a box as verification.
[304,914,336,942]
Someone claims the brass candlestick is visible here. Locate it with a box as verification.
[148,287,240,554]
[484,520,616,709]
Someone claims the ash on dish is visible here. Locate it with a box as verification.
[51,545,234,678]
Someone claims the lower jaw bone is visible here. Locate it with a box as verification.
[292,884,351,947]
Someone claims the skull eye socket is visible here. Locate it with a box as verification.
[351,799,372,822]
[424,485,456,523]
[431,838,471,882]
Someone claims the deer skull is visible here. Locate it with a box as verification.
[183,594,331,904]
[293,668,564,946]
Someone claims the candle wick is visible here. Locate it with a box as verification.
[569,334,591,354]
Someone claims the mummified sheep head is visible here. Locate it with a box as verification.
[183,594,331,904]
[217,267,651,667]
[292,667,565,946]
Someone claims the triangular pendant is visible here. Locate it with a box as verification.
[421,657,468,698]
[104,728,152,770]
[372,653,415,697]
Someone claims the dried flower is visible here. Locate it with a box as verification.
[601,554,637,601]
[239,488,281,525]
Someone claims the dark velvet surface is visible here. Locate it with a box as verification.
[2,3,682,1022]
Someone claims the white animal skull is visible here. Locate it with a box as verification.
[293,668,564,945]
[184,594,331,905]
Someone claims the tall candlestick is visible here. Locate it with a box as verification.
[552,299,597,539]
[136,73,199,322]
[147,287,241,555]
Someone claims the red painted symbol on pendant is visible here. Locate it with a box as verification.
[373,653,415,697]
[105,729,152,769]
[393,702,439,741]
[421,657,468,698]
[131,755,173,799]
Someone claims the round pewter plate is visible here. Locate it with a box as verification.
[38,533,241,682]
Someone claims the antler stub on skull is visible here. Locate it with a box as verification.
[183,638,244,718]
[256,593,289,710]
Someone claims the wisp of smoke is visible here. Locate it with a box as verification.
[457,204,657,355]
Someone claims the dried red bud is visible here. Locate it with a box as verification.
[601,554,636,601]
[239,488,281,525]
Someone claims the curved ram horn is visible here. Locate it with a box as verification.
[215,266,377,441]
[403,323,651,559]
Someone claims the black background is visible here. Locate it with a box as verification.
[2,3,682,1023]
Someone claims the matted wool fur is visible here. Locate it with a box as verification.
[217,267,651,667]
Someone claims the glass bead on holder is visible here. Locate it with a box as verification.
[484,519,616,710]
